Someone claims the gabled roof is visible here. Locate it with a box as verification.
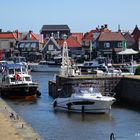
[20,31,44,43]
[131,25,140,41]
[82,31,93,41]
[98,32,125,41]
[57,35,81,48]
[123,32,135,42]
[0,32,19,40]
[22,31,38,40]
[131,25,140,35]
[41,25,70,31]
[82,25,111,41]
[43,37,61,51]
[66,36,81,47]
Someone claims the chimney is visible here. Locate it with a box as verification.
[0,29,2,32]
[15,30,19,39]
[118,24,121,32]
[29,30,32,33]
[101,25,104,29]
[57,31,60,39]
[104,24,108,28]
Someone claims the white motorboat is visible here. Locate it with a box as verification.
[30,60,60,72]
[0,63,41,98]
[53,86,116,113]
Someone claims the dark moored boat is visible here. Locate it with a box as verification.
[0,63,41,98]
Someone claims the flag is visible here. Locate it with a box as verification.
[122,40,126,51]
[15,73,20,80]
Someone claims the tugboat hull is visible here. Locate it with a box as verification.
[0,83,39,98]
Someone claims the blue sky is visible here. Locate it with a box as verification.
[0,0,140,33]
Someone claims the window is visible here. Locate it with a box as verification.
[25,43,31,48]
[25,76,31,81]
[48,45,54,51]
[31,42,37,48]
[10,42,14,48]
[118,42,122,48]
[19,43,24,48]
[45,34,50,39]
[104,42,110,48]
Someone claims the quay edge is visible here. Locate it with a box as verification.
[49,74,140,107]
[0,97,43,140]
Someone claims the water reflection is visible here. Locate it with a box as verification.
[53,110,113,122]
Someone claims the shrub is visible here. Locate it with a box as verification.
[134,65,140,75]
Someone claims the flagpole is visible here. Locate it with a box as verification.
[90,40,92,60]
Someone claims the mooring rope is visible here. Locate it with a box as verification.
[110,133,115,140]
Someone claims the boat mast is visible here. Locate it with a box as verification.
[60,34,71,77]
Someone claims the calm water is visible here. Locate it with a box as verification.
[5,72,140,140]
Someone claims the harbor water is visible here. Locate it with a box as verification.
[4,72,140,140]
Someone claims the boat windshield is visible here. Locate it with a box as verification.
[25,76,31,81]
[74,86,101,96]
[9,69,14,74]
[15,68,21,73]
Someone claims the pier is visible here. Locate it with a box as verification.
[0,98,42,140]
[49,74,140,106]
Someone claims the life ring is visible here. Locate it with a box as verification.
[53,101,57,108]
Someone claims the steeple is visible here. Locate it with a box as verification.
[131,25,140,35]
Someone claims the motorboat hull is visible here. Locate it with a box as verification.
[30,63,60,72]
[53,96,115,113]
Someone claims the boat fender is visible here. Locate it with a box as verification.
[36,90,41,97]
[67,103,71,110]
[53,101,57,108]
[82,106,84,113]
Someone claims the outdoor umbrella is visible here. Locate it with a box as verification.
[118,48,138,62]
[118,48,138,55]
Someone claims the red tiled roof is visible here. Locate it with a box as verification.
[36,34,44,43]
[98,32,125,41]
[0,32,19,39]
[66,35,81,47]
[82,27,111,41]
[71,33,83,44]
[57,36,81,48]
[83,31,93,41]
[22,31,38,40]
[57,39,64,47]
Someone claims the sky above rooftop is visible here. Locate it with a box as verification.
[0,0,139,33]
